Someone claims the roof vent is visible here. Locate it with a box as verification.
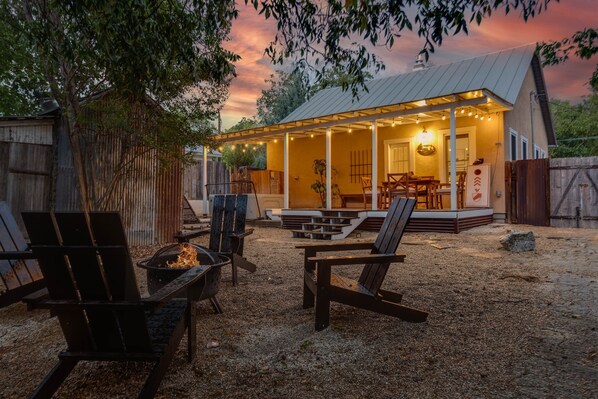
[413,54,427,71]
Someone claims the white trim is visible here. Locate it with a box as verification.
[438,126,477,181]
[383,137,415,176]
[521,136,529,160]
[509,128,518,161]
[283,133,289,208]
[372,121,378,210]
[534,144,541,159]
[325,127,332,210]
[540,149,547,159]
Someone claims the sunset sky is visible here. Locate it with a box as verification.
[221,1,597,130]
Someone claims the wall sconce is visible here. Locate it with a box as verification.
[416,127,436,156]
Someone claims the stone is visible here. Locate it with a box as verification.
[500,231,536,252]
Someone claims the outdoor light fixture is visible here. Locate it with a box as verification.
[416,127,436,156]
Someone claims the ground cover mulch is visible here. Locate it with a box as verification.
[0,223,596,398]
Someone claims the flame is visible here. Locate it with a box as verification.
[166,243,199,268]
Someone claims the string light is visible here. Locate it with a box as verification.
[273,139,278,143]
[290,137,294,141]
[242,148,246,153]
[461,109,465,114]
[218,146,223,151]
[310,133,314,138]
[488,115,493,122]
[442,114,446,121]
[468,110,473,117]
[348,128,352,133]
[475,113,479,119]
[416,117,420,124]
[480,115,485,121]
[231,144,236,150]
[391,119,395,127]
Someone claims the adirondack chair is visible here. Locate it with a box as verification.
[297,198,428,331]
[0,202,45,307]
[21,211,210,399]
[176,194,256,286]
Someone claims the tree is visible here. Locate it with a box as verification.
[538,28,597,90]
[222,117,266,170]
[246,0,568,96]
[549,94,598,158]
[1,0,238,212]
[0,3,48,115]
[257,68,310,125]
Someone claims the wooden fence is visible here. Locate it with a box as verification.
[183,160,228,199]
[549,157,598,229]
[0,118,54,230]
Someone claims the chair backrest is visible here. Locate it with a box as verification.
[387,172,412,189]
[209,195,248,254]
[361,176,372,193]
[22,211,153,353]
[358,197,416,293]
[0,202,43,304]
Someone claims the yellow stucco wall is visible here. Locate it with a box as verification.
[267,114,508,210]
[266,65,551,213]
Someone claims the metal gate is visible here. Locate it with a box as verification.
[549,157,598,228]
[505,159,550,226]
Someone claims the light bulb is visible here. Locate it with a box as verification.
[468,111,472,117]
[442,115,446,121]
[416,118,420,124]
[480,115,485,121]
[273,139,278,143]
[290,137,294,141]
[392,121,395,127]
[488,115,493,121]
[461,109,465,114]
[310,134,314,138]
[231,145,236,150]
[348,128,352,133]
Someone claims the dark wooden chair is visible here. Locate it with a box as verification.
[0,201,45,308]
[21,211,210,399]
[176,194,256,287]
[297,197,428,331]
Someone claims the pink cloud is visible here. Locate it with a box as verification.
[221,0,597,128]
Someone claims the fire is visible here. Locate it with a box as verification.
[166,243,199,268]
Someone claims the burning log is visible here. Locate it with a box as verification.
[166,243,199,269]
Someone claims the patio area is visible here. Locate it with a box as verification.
[1,223,596,398]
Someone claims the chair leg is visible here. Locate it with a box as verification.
[303,277,314,309]
[209,296,224,314]
[29,358,78,399]
[138,355,176,399]
[186,301,196,362]
[314,265,331,331]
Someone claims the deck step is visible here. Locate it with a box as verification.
[291,229,343,239]
[310,215,358,221]
[303,222,351,228]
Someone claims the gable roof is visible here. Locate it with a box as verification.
[284,44,534,122]
[217,44,555,145]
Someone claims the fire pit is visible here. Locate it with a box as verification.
[137,243,230,302]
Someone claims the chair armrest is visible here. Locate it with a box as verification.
[143,265,211,307]
[296,241,375,252]
[22,288,49,310]
[0,251,37,260]
[230,228,254,239]
[174,228,211,243]
[307,253,406,267]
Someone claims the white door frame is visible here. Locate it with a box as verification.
[384,137,415,176]
[438,126,477,180]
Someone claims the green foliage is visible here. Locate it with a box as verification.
[222,117,266,169]
[257,69,310,125]
[246,0,560,96]
[549,95,598,158]
[0,2,48,115]
[310,159,340,208]
[538,29,598,90]
[1,0,239,211]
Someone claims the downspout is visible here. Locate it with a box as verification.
[530,91,536,158]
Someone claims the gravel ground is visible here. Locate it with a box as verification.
[0,223,596,398]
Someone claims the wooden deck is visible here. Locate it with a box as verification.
[280,208,494,234]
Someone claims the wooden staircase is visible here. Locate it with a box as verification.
[291,210,367,240]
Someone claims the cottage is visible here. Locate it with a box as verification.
[214,44,555,234]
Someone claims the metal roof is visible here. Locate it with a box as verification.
[282,44,536,124]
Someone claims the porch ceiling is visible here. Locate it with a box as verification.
[215,89,511,145]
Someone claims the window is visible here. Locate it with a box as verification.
[534,145,541,159]
[509,129,518,161]
[521,136,528,160]
[388,142,410,173]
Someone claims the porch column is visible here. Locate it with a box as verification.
[326,128,332,210]
[371,120,378,210]
[284,133,289,209]
[449,106,457,210]
[202,146,209,216]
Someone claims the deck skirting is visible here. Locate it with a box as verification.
[281,208,493,234]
